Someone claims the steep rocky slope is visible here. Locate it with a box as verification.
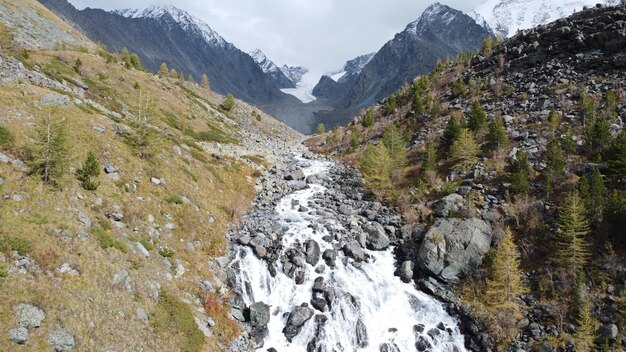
[249,49,296,89]
[310,3,626,351]
[0,1,304,351]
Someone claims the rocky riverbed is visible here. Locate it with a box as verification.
[225,152,470,352]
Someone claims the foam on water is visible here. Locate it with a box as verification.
[231,159,467,351]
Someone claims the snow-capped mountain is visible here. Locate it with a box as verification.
[470,0,620,38]
[328,53,376,82]
[280,65,308,86]
[39,0,297,108]
[114,4,228,47]
[249,49,296,89]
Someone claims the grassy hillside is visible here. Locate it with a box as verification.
[0,1,300,351]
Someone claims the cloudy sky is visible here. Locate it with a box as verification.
[68,0,485,74]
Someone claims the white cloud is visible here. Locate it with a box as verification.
[68,0,486,73]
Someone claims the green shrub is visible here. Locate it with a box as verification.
[167,195,184,205]
[0,264,7,279]
[92,227,128,253]
[0,125,14,149]
[76,151,101,191]
[0,236,32,256]
[158,247,175,258]
[151,289,205,352]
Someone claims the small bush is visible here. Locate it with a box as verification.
[158,247,175,258]
[0,236,32,256]
[0,263,7,279]
[167,195,184,205]
[0,125,14,149]
[151,289,205,352]
[92,227,128,253]
[220,94,236,112]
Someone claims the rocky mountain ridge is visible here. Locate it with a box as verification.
[315,2,491,128]
[37,0,300,107]
[249,49,297,89]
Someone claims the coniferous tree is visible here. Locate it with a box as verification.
[220,94,236,112]
[31,112,69,186]
[488,116,508,150]
[545,138,566,192]
[467,101,487,132]
[362,109,375,127]
[360,143,392,189]
[349,126,361,151]
[562,125,577,155]
[450,128,479,172]
[575,297,597,352]
[555,191,591,274]
[548,108,560,132]
[509,150,531,194]
[444,115,463,145]
[604,91,617,120]
[607,130,626,186]
[484,227,526,345]
[169,68,178,78]
[585,115,611,156]
[315,123,325,135]
[481,36,495,55]
[382,124,407,171]
[76,151,101,191]
[201,74,210,90]
[187,74,194,83]
[422,141,437,173]
[412,93,425,117]
[577,169,609,227]
[73,58,82,73]
[158,63,169,77]
[384,95,397,116]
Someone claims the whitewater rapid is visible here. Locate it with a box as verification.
[230,159,467,351]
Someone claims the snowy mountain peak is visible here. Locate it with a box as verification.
[405,2,460,35]
[280,65,308,85]
[113,4,227,47]
[469,0,620,38]
[249,49,281,74]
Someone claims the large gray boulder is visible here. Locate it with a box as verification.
[283,305,314,339]
[305,240,321,266]
[343,240,366,262]
[434,193,465,217]
[417,218,492,283]
[47,329,75,351]
[284,169,305,181]
[13,304,45,329]
[248,301,270,328]
[363,222,390,250]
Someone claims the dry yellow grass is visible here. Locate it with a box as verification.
[0,3,290,350]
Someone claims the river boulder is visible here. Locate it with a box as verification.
[363,222,390,250]
[283,305,314,339]
[248,301,270,328]
[417,218,492,283]
[305,240,321,266]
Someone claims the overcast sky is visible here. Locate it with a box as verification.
[68,0,485,74]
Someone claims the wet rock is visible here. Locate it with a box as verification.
[283,305,314,339]
[415,336,431,351]
[285,169,305,181]
[248,301,270,328]
[356,319,368,348]
[13,303,45,328]
[363,222,390,250]
[310,298,328,312]
[305,240,321,266]
[417,218,492,283]
[399,261,414,283]
[312,276,326,293]
[343,240,366,262]
[322,249,336,266]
